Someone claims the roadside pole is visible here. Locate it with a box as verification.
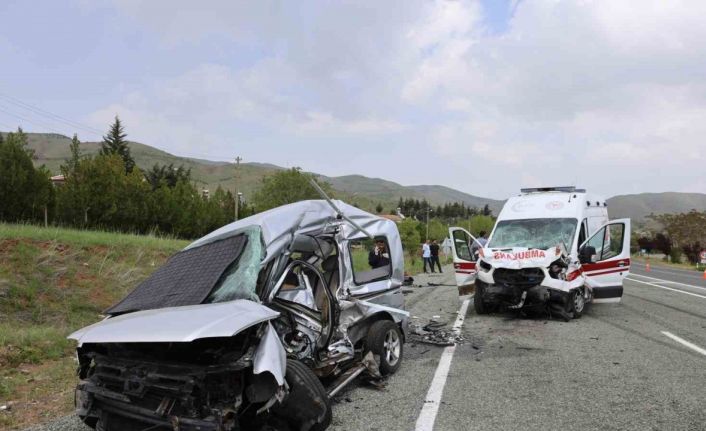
[234,156,242,221]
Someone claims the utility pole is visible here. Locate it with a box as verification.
[234,156,242,221]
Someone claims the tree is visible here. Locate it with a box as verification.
[100,116,135,173]
[375,202,384,214]
[145,163,192,190]
[252,168,334,212]
[397,219,421,266]
[649,211,706,264]
[0,128,53,223]
[426,219,449,242]
[653,233,672,256]
[67,134,81,173]
[58,136,92,226]
[482,204,492,216]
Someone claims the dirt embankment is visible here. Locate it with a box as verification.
[0,226,186,430]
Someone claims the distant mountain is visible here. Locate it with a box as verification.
[607,192,706,221]
[14,132,705,220]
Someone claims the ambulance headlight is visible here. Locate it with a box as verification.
[479,260,492,272]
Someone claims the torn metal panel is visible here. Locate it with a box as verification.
[68,300,279,346]
[185,200,399,266]
[252,322,287,386]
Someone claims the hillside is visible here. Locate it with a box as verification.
[0,223,187,429]
[607,192,706,221]
[321,175,504,214]
[18,133,499,213]
[12,132,706,220]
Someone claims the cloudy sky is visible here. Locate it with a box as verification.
[0,0,704,199]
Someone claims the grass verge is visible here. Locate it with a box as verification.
[0,224,187,430]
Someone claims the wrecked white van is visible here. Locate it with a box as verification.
[449,187,631,320]
[69,200,408,431]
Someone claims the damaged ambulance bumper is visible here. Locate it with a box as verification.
[476,249,584,309]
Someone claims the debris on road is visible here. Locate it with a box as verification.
[409,318,464,347]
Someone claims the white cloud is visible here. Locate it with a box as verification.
[84,0,706,197]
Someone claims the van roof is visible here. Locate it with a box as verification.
[497,189,607,221]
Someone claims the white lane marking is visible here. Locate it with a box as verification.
[626,277,706,300]
[661,331,706,357]
[415,298,470,431]
[633,263,704,279]
[628,273,706,291]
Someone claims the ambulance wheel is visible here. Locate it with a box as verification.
[569,288,585,319]
[474,283,489,315]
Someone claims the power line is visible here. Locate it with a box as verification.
[0,92,104,138]
[0,119,15,130]
[0,104,68,135]
[0,92,245,163]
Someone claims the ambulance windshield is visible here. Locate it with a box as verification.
[488,218,578,251]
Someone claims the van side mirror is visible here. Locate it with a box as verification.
[579,246,596,264]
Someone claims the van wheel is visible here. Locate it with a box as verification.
[474,283,489,314]
[366,320,403,375]
[569,288,585,319]
[274,360,332,431]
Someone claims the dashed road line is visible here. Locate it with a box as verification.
[661,331,706,357]
[414,297,470,431]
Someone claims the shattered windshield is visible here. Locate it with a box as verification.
[488,218,577,251]
[207,226,265,303]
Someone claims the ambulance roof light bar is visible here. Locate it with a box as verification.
[520,186,586,194]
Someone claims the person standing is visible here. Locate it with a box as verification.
[422,239,432,273]
[471,230,488,258]
[430,239,442,273]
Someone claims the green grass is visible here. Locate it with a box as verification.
[0,222,187,251]
[0,223,186,429]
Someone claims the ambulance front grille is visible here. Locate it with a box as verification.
[493,268,544,289]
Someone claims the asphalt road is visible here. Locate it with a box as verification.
[25,265,706,431]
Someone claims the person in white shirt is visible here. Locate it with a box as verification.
[471,230,488,258]
[422,240,432,273]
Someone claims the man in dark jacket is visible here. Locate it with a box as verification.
[430,239,442,273]
[368,239,391,269]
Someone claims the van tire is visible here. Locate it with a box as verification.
[474,283,489,314]
[366,320,403,375]
[277,360,332,431]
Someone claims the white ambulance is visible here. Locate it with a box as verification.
[448,187,631,320]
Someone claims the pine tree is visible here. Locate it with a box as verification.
[67,133,81,174]
[100,116,135,173]
[482,204,491,216]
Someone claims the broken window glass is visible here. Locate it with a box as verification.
[208,226,265,303]
[349,237,392,285]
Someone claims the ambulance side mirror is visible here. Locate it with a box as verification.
[579,245,596,264]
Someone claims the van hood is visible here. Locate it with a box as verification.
[68,300,279,346]
[481,246,563,270]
